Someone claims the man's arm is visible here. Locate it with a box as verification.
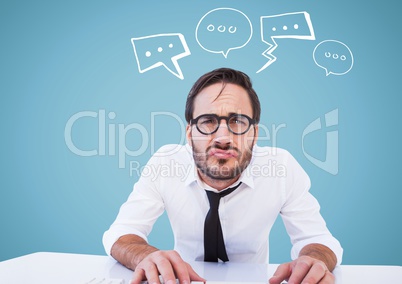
[110,234,158,270]
[110,234,205,284]
[299,243,337,271]
[269,243,337,284]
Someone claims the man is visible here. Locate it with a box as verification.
[103,68,342,284]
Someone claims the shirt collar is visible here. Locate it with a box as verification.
[237,163,255,189]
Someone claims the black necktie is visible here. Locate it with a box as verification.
[204,182,242,262]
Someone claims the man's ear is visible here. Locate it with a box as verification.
[186,124,192,147]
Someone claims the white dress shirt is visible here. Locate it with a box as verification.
[103,144,343,264]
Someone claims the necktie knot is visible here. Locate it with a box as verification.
[206,192,221,210]
[205,182,242,210]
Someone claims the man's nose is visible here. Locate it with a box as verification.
[213,120,232,145]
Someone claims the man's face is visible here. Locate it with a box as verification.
[186,82,259,182]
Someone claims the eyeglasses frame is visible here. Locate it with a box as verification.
[190,113,256,135]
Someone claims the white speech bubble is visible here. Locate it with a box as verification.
[131,33,191,80]
[313,40,353,76]
[195,7,253,58]
[257,11,315,73]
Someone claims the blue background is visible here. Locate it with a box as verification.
[1,0,401,265]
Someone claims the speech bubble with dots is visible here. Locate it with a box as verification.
[195,7,253,58]
[131,33,191,80]
[313,40,354,76]
[257,11,315,73]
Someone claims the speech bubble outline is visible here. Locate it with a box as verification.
[257,11,315,73]
[195,7,253,58]
[313,40,354,76]
[131,33,191,80]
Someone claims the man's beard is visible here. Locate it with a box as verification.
[191,139,254,181]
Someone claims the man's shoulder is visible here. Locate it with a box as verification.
[251,145,308,180]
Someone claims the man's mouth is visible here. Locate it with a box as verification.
[208,148,239,159]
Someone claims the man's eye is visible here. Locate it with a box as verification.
[200,118,215,124]
[231,118,246,125]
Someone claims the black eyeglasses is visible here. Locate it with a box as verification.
[190,113,256,135]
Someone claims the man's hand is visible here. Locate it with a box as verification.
[269,255,334,284]
[269,243,337,284]
[110,234,205,284]
[130,250,205,284]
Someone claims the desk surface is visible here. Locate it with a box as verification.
[0,252,401,284]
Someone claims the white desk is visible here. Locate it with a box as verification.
[0,252,401,284]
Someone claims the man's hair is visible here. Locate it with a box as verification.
[185,68,261,124]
